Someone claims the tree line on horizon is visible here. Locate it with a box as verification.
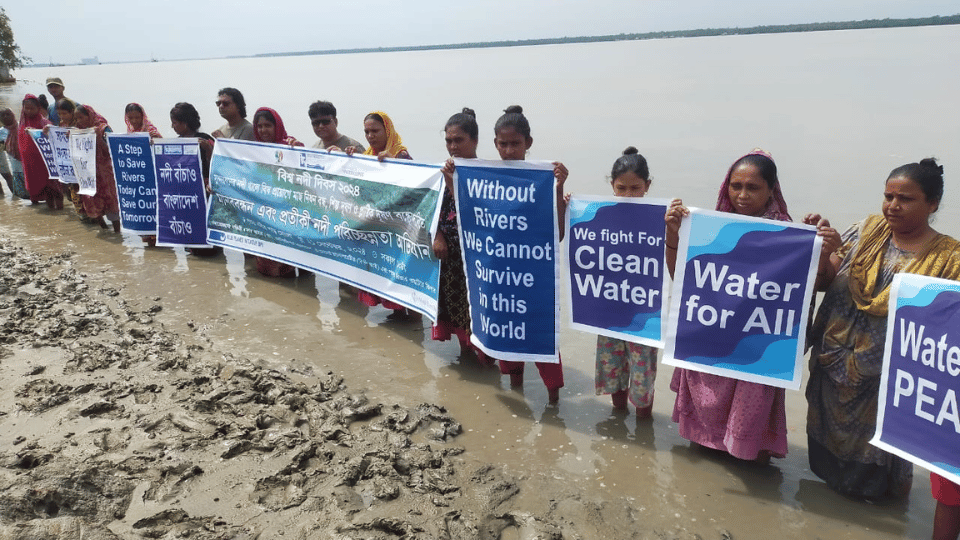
[252,13,960,59]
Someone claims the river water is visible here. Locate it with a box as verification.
[2,25,958,539]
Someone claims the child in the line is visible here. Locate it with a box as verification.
[595,147,658,417]
[490,105,568,403]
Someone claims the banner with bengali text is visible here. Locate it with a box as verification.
[154,138,209,247]
[69,128,97,196]
[47,126,78,184]
[107,133,159,234]
[26,129,58,179]
[872,273,960,486]
[207,139,443,319]
[454,159,559,363]
[663,209,821,390]
[566,196,669,347]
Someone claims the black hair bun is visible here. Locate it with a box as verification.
[503,105,523,115]
[461,107,476,118]
[919,157,944,176]
[623,146,639,156]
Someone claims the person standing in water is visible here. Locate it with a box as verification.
[489,105,569,403]
[211,88,254,141]
[308,101,364,152]
[595,147,659,417]
[433,108,490,363]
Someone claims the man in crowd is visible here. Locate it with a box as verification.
[211,87,254,140]
[308,100,364,152]
[45,77,76,126]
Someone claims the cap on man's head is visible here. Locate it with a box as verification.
[45,77,64,87]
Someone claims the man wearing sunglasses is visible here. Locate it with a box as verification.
[308,101,364,152]
[212,87,255,140]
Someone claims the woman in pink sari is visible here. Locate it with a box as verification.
[18,94,62,208]
[665,149,792,462]
[124,103,162,139]
[75,105,121,232]
[252,107,304,277]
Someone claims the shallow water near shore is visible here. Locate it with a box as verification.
[0,194,936,538]
[2,25,957,538]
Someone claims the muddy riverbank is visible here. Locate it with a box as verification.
[0,233,729,538]
[0,194,936,539]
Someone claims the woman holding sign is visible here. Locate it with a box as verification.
[433,108,487,360]
[665,149,795,462]
[18,94,61,209]
[124,103,162,139]
[346,111,419,318]
[54,99,91,222]
[806,158,960,500]
[74,105,121,233]
[252,106,304,278]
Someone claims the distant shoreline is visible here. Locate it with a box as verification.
[27,14,960,67]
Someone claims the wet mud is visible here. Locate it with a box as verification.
[0,236,732,539]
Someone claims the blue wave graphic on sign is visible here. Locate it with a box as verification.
[684,333,796,380]
[687,215,787,260]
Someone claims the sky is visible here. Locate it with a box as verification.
[7,0,960,64]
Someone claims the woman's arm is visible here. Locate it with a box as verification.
[803,213,842,290]
[664,198,689,279]
[554,161,568,240]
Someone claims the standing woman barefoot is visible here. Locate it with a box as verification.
[432,108,485,360]
[18,94,62,209]
[74,105,121,232]
[347,111,418,318]
[252,106,304,277]
[806,158,960,500]
[665,150,799,462]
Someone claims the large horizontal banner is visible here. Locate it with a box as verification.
[47,127,77,183]
[154,138,209,247]
[207,139,443,319]
[26,129,58,179]
[566,196,669,347]
[872,274,960,486]
[455,159,559,363]
[663,209,821,390]
[107,133,159,234]
[70,128,97,196]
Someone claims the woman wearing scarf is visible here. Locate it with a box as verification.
[74,105,121,232]
[665,149,812,463]
[252,107,304,277]
[18,94,62,208]
[124,103,162,139]
[346,111,416,316]
[52,99,92,221]
[806,158,960,500]
[1,108,28,199]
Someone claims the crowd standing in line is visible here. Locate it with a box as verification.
[3,77,960,540]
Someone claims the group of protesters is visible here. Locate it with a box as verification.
[2,76,959,540]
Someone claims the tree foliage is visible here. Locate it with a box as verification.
[0,7,28,69]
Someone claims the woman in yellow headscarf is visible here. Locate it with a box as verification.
[346,111,411,161]
[346,111,416,316]
[806,158,960,501]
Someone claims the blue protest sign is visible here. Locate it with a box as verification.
[455,159,559,363]
[207,139,443,319]
[872,274,960,485]
[664,209,821,390]
[153,138,208,247]
[566,196,669,347]
[26,129,58,179]
[107,133,158,234]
